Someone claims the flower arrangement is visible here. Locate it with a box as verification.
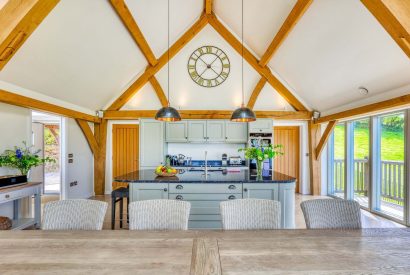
[238,143,283,177]
[0,141,55,176]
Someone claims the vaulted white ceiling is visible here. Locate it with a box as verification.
[0,0,409,115]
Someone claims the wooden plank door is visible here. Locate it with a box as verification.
[273,126,300,192]
[112,124,139,190]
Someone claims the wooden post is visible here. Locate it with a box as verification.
[308,120,321,195]
[93,120,107,195]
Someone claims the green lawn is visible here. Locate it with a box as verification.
[334,125,404,161]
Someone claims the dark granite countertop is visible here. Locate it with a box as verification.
[114,169,296,183]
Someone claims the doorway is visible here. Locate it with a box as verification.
[112,124,139,190]
[273,126,300,192]
[31,111,62,195]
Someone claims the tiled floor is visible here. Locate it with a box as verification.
[41,193,405,230]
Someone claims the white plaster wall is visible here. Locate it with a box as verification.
[0,103,32,218]
[272,120,310,195]
[61,118,94,199]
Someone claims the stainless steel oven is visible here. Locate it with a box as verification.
[248,132,273,172]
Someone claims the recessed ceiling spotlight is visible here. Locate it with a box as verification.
[358,86,369,95]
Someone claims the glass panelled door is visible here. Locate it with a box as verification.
[353,119,370,208]
[375,112,405,220]
[329,123,345,199]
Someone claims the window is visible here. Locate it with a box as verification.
[374,112,405,220]
[327,111,408,224]
[328,123,345,199]
[353,119,370,208]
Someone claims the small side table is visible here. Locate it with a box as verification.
[0,182,42,230]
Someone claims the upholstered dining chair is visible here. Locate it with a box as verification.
[300,199,362,229]
[220,199,281,230]
[129,200,191,230]
[42,199,108,230]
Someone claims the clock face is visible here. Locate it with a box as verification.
[188,46,230,87]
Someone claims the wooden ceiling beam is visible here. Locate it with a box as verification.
[103,110,311,120]
[316,93,410,123]
[76,119,99,155]
[361,0,410,59]
[315,120,337,160]
[107,14,208,111]
[110,0,158,66]
[149,76,168,107]
[0,89,99,123]
[259,0,312,67]
[246,78,267,109]
[207,14,307,111]
[0,0,59,70]
[205,0,212,15]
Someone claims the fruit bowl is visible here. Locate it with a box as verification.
[155,165,178,177]
[154,171,177,177]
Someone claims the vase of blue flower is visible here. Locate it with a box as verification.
[0,141,55,177]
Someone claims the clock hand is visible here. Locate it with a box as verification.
[198,56,209,66]
[209,67,220,77]
[209,56,219,66]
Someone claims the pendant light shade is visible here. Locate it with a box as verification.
[230,105,256,122]
[155,106,181,121]
[155,0,181,122]
[231,0,256,123]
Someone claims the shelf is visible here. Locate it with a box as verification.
[11,218,36,230]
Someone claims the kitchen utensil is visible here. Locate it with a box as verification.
[178,154,186,166]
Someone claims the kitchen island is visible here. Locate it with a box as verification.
[115,169,296,229]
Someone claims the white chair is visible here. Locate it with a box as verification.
[300,199,362,229]
[42,199,108,230]
[129,200,191,230]
[220,199,281,230]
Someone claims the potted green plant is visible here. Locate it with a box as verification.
[0,141,55,178]
[239,144,283,178]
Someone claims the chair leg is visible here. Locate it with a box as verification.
[127,197,129,224]
[111,196,116,230]
[120,197,124,228]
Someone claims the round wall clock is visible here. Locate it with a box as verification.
[187,46,230,88]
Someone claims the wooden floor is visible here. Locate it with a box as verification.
[42,194,405,230]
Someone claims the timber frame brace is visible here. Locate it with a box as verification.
[107,0,313,113]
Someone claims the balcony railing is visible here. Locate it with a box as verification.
[333,159,404,205]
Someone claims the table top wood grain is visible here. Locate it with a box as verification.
[0,229,409,274]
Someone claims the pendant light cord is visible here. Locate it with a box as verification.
[167,0,170,107]
[241,0,244,107]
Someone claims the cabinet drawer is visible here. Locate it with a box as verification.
[0,185,38,203]
[189,214,221,221]
[189,220,222,229]
[169,183,242,194]
[169,193,242,201]
[190,206,220,215]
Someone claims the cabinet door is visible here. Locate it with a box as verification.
[243,183,278,200]
[225,121,248,143]
[139,119,164,167]
[130,183,168,202]
[249,119,272,133]
[188,121,206,142]
[206,120,225,142]
[166,121,188,142]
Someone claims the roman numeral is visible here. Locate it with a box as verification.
[220,72,228,79]
[198,48,204,55]
[206,46,212,54]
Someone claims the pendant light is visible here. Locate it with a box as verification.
[230,0,256,122]
[155,0,181,122]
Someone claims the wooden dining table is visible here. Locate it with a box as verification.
[0,229,409,274]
